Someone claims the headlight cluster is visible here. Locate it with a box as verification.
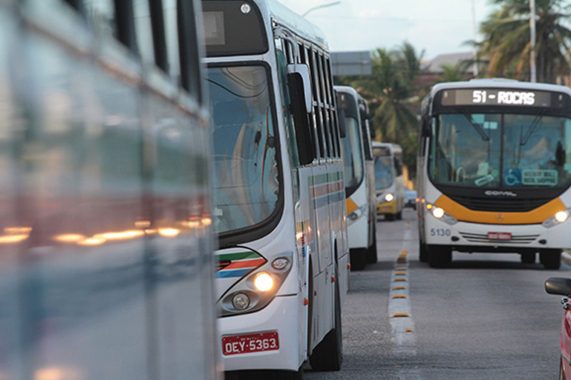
[543,209,571,228]
[384,193,394,202]
[348,205,367,224]
[425,202,458,225]
[219,251,293,316]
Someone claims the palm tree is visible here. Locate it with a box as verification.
[349,43,422,177]
[440,63,467,82]
[478,0,571,83]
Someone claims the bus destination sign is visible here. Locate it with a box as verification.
[440,89,562,108]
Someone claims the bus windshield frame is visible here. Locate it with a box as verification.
[428,110,571,191]
[207,62,284,247]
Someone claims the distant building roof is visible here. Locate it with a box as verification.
[424,52,475,74]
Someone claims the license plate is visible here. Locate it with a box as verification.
[222,331,279,356]
[487,232,512,240]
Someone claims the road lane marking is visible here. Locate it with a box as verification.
[388,226,416,356]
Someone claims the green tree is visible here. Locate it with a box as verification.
[478,0,571,82]
[348,42,423,178]
[440,63,466,82]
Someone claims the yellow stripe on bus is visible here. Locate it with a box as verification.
[346,198,358,215]
[435,195,566,225]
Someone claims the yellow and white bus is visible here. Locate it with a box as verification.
[336,86,377,269]
[417,79,571,269]
[203,0,348,378]
[373,142,405,220]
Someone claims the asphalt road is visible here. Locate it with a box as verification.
[306,208,568,380]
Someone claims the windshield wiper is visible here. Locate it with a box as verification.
[519,114,544,146]
[462,114,490,142]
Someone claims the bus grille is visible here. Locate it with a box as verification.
[450,195,551,212]
[459,232,539,244]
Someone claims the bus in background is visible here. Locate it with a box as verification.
[335,86,377,270]
[373,142,405,221]
[0,1,218,379]
[417,79,571,268]
[203,0,348,378]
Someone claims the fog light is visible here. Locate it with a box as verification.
[254,272,274,292]
[555,210,569,223]
[432,207,445,219]
[272,257,290,270]
[232,292,250,310]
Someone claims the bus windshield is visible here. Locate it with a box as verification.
[341,116,364,194]
[375,155,394,190]
[429,113,571,188]
[207,65,280,235]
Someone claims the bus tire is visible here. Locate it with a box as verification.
[419,242,428,263]
[428,245,452,268]
[367,223,378,264]
[350,249,367,270]
[540,249,561,270]
[385,214,395,221]
[309,271,342,371]
[520,252,535,264]
[396,211,402,220]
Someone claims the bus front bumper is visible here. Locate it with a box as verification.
[377,200,397,215]
[218,294,302,373]
[424,216,571,251]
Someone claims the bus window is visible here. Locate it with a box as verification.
[133,0,155,65]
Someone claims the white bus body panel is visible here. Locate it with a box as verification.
[423,180,571,250]
[347,184,369,250]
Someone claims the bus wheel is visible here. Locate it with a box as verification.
[396,211,402,220]
[350,249,367,270]
[520,252,535,264]
[309,271,342,371]
[428,245,452,268]
[419,242,428,263]
[367,223,378,264]
[540,249,561,270]
[385,214,395,221]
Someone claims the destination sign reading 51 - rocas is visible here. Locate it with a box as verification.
[440,89,556,107]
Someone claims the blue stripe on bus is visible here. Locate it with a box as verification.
[314,191,345,208]
[217,268,251,278]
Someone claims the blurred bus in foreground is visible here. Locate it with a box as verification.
[417,79,571,269]
[336,86,377,270]
[0,1,218,379]
[203,0,349,378]
[373,142,405,221]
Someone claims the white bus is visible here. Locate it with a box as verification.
[0,1,219,379]
[417,79,571,269]
[335,86,377,270]
[203,1,349,378]
[373,142,405,220]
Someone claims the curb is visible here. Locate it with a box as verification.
[562,251,571,267]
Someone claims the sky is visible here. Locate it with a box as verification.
[277,0,494,60]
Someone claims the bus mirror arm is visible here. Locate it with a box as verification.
[287,64,312,113]
[421,116,431,137]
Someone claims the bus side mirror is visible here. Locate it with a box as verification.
[287,64,312,113]
[337,107,347,138]
[421,116,431,137]
[287,64,316,165]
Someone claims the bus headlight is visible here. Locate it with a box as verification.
[384,193,394,202]
[219,252,293,317]
[253,272,274,292]
[426,203,458,225]
[432,207,445,219]
[543,209,571,228]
